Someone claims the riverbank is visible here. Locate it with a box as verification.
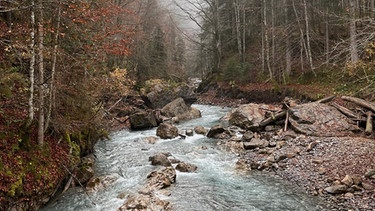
[197,83,375,211]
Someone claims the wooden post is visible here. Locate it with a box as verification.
[365,111,373,135]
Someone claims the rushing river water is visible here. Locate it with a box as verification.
[42,104,326,211]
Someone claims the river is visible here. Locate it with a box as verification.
[42,104,326,211]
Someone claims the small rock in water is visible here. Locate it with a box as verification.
[156,123,179,139]
[186,129,194,136]
[194,126,207,135]
[145,136,158,144]
[149,153,172,167]
[176,162,198,173]
[207,125,226,138]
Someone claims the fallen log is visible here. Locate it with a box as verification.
[331,102,358,119]
[259,96,335,128]
[342,96,375,113]
[315,95,336,104]
[259,111,287,127]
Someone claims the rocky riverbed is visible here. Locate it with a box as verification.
[235,133,375,210]
[197,89,375,211]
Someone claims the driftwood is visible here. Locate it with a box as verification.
[365,111,373,135]
[331,102,358,119]
[284,111,289,132]
[342,96,375,113]
[259,111,287,127]
[256,94,375,136]
[260,96,335,128]
[315,95,336,104]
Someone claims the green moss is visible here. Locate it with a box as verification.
[0,72,27,98]
[8,174,23,197]
[65,132,81,159]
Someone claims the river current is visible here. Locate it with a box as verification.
[42,104,326,211]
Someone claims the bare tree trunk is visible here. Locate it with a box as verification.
[242,3,246,62]
[349,0,359,63]
[303,0,315,76]
[37,1,45,146]
[45,1,61,132]
[284,0,291,83]
[325,7,330,63]
[261,13,265,74]
[27,0,36,127]
[263,0,273,80]
[271,0,276,79]
[292,0,307,73]
[233,0,242,60]
[213,0,222,73]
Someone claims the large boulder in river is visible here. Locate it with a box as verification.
[194,126,207,135]
[119,193,172,211]
[156,123,179,139]
[147,167,177,189]
[129,110,158,129]
[289,102,359,136]
[176,162,198,172]
[228,103,281,131]
[161,97,201,121]
[207,125,226,138]
[149,153,172,167]
[141,79,197,109]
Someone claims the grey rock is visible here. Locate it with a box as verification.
[324,185,348,194]
[161,97,201,121]
[175,162,198,172]
[289,102,359,136]
[149,153,172,167]
[194,126,207,135]
[243,138,268,150]
[147,167,176,189]
[361,182,374,190]
[341,175,354,187]
[229,104,274,131]
[119,193,172,211]
[86,174,119,192]
[186,129,194,136]
[156,123,179,139]
[365,169,375,179]
[241,131,254,141]
[207,125,226,138]
[130,111,158,129]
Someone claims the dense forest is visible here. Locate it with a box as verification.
[186,0,375,90]
[1,0,375,210]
